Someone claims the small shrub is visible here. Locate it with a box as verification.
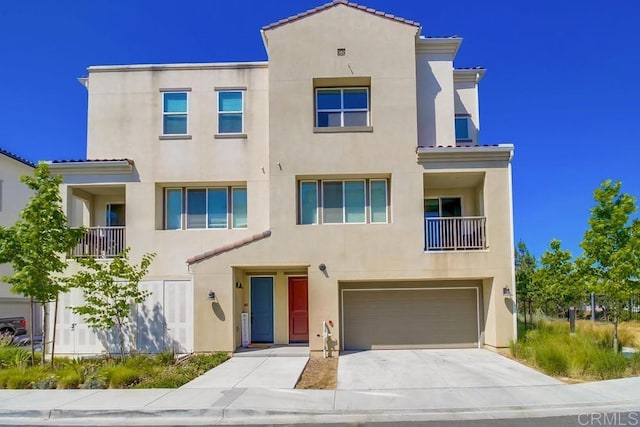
[628,353,640,375]
[5,368,46,389]
[135,369,188,388]
[56,366,82,389]
[104,366,140,388]
[588,350,627,380]
[155,350,175,366]
[81,375,107,389]
[34,377,57,390]
[534,343,569,376]
[0,347,31,368]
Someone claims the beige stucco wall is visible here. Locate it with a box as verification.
[0,155,35,319]
[59,3,515,354]
[189,4,515,352]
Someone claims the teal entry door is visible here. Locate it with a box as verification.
[250,277,274,343]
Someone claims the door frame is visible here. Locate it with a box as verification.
[249,276,275,343]
[287,276,309,343]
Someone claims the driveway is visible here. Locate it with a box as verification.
[337,349,561,390]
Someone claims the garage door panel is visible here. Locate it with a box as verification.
[343,288,478,350]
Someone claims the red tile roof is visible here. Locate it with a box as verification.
[262,0,420,31]
[0,147,35,167]
[51,159,133,164]
[186,230,272,265]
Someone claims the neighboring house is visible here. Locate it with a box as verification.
[0,148,40,330]
[49,0,516,356]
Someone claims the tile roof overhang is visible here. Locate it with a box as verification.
[186,230,272,265]
[0,147,35,168]
[262,0,420,32]
[47,159,134,175]
[417,144,514,164]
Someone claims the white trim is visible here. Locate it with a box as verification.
[299,180,319,225]
[230,187,248,229]
[340,286,481,351]
[89,62,268,72]
[315,87,370,128]
[164,188,183,230]
[217,90,245,135]
[162,91,189,136]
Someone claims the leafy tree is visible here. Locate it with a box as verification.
[578,180,640,351]
[65,249,155,361]
[0,164,85,364]
[515,240,537,327]
[535,239,584,317]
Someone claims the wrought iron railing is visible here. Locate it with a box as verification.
[71,226,126,258]
[424,217,486,251]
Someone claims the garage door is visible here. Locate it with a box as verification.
[342,287,479,350]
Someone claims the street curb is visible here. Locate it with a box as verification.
[0,399,638,425]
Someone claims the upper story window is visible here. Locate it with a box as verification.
[162,92,188,135]
[164,186,247,230]
[455,117,470,141]
[218,91,244,134]
[299,178,388,225]
[316,88,369,128]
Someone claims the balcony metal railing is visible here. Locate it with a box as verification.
[71,226,126,258]
[424,217,486,251]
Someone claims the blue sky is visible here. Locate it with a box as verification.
[1,0,638,259]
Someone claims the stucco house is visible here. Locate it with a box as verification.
[0,148,40,329]
[50,0,516,356]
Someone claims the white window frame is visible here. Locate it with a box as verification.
[162,91,189,135]
[315,87,370,128]
[230,186,248,229]
[217,90,244,134]
[299,180,319,225]
[369,179,388,223]
[164,188,184,230]
[165,186,248,230]
[300,179,387,225]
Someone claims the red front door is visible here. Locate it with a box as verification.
[288,277,309,343]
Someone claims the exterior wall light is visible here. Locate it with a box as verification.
[207,290,217,301]
[502,287,512,298]
[319,263,327,272]
[235,282,243,289]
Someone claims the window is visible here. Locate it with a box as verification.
[455,117,470,141]
[163,92,188,135]
[424,197,462,218]
[106,204,126,226]
[316,88,369,127]
[299,179,388,225]
[164,186,247,230]
[218,91,243,134]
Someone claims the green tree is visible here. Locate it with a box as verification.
[515,240,537,327]
[578,180,640,351]
[65,248,155,361]
[536,239,584,317]
[0,164,85,363]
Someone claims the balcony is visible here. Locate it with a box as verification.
[71,226,126,258]
[424,217,486,251]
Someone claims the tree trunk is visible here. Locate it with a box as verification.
[29,297,35,366]
[613,306,619,352]
[50,295,59,369]
[116,318,125,362]
[41,302,48,366]
[523,299,527,330]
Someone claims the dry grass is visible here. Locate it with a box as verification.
[295,354,338,390]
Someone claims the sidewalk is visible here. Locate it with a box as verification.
[0,376,638,425]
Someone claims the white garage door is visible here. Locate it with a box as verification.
[342,287,480,350]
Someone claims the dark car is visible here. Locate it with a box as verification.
[0,317,27,336]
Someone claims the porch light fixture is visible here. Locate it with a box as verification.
[235,281,243,289]
[503,287,512,298]
[207,290,217,301]
[318,263,327,272]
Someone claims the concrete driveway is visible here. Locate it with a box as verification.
[337,349,561,390]
[180,345,309,389]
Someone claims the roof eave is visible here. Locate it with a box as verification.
[417,144,514,164]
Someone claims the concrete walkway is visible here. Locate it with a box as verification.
[0,349,638,425]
